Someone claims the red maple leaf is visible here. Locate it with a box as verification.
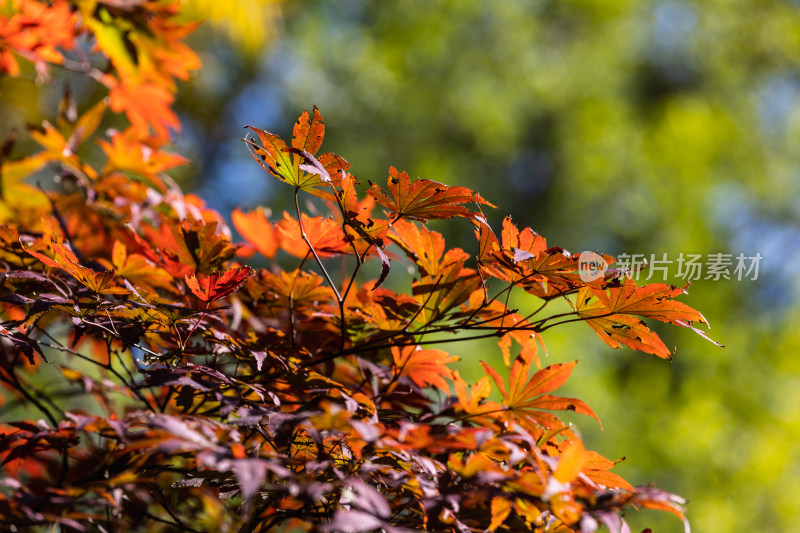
[185,266,252,302]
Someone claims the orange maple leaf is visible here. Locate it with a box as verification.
[98,132,188,186]
[185,266,252,302]
[107,78,180,141]
[276,212,349,259]
[588,277,707,326]
[574,278,719,358]
[24,241,129,295]
[388,219,445,277]
[480,359,601,434]
[232,207,280,260]
[243,107,350,200]
[368,166,495,222]
[392,345,458,393]
[0,0,76,76]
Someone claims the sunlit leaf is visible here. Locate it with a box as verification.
[185,266,252,302]
[368,166,494,222]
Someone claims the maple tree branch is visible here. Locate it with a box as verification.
[536,315,596,332]
[0,364,59,427]
[500,286,513,331]
[184,301,210,345]
[78,317,161,358]
[288,251,311,346]
[40,185,93,266]
[33,329,159,414]
[529,310,587,328]
[0,357,70,488]
[294,188,349,350]
[400,274,443,332]
[153,487,200,533]
[458,308,520,329]
[521,298,552,322]
[295,188,342,303]
[450,406,511,424]
[52,54,107,83]
[323,274,445,361]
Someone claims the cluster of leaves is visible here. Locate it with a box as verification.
[0,2,718,531]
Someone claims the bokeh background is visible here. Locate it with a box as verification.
[4,1,800,531]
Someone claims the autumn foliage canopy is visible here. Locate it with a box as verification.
[0,2,717,531]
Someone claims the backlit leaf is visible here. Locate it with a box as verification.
[24,241,129,295]
[232,207,279,259]
[480,359,600,434]
[185,266,252,302]
[392,345,458,393]
[275,211,349,258]
[367,166,495,222]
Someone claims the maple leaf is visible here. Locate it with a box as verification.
[488,496,512,532]
[330,173,391,254]
[98,131,188,186]
[516,247,586,298]
[243,107,349,200]
[388,219,445,277]
[553,439,586,484]
[251,268,335,308]
[475,217,589,298]
[86,2,200,91]
[131,222,195,279]
[134,218,237,277]
[580,450,633,490]
[0,154,51,219]
[185,266,252,302]
[0,0,77,76]
[350,286,420,333]
[232,207,279,259]
[107,78,181,141]
[412,250,481,324]
[588,277,708,327]
[292,105,326,155]
[129,12,202,89]
[574,278,718,358]
[275,211,349,258]
[101,240,174,295]
[453,371,503,427]
[24,241,129,295]
[367,166,495,222]
[26,100,106,178]
[629,487,690,531]
[575,287,671,358]
[480,359,601,435]
[392,345,458,393]
[499,216,548,262]
[0,325,43,365]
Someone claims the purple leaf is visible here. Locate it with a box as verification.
[288,147,331,182]
[372,246,391,290]
[149,414,220,451]
[512,247,535,263]
[232,458,267,501]
[346,479,391,519]
[594,511,629,533]
[0,325,43,364]
[253,350,267,371]
[321,510,383,533]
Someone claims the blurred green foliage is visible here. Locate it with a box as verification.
[3,0,800,531]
